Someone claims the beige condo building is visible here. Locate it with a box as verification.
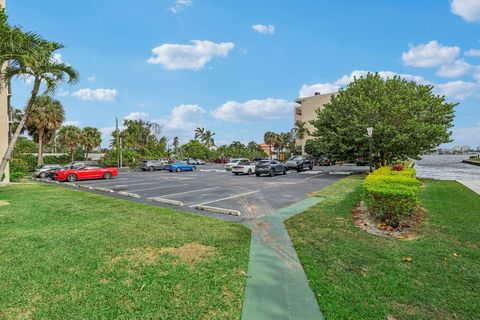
[294,92,335,155]
[0,0,9,182]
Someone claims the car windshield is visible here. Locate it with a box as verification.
[230,159,240,163]
[289,156,302,161]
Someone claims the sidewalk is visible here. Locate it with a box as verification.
[457,180,480,195]
[241,197,324,320]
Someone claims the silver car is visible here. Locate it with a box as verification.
[35,164,63,178]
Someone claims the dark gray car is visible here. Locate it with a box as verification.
[285,155,314,172]
[141,160,166,171]
[255,160,287,177]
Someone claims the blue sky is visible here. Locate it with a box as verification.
[7,0,480,148]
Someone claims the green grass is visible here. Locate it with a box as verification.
[286,176,480,320]
[0,183,251,319]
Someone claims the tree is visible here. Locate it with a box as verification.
[294,120,310,155]
[180,140,210,159]
[25,95,64,166]
[203,130,215,148]
[264,131,277,160]
[173,136,180,155]
[310,73,456,166]
[81,127,101,160]
[10,108,24,135]
[58,125,81,162]
[194,127,206,141]
[0,12,79,180]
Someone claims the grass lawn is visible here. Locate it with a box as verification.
[286,176,480,320]
[0,183,250,319]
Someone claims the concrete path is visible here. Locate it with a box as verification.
[241,197,324,320]
[457,180,480,195]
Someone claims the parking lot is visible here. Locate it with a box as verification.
[41,164,368,221]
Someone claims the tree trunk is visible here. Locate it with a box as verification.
[0,79,41,181]
[269,145,272,160]
[85,147,89,161]
[70,149,75,162]
[381,150,387,167]
[37,129,44,167]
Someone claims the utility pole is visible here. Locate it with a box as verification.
[119,137,123,168]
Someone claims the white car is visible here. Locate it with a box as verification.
[232,161,256,175]
[225,158,250,171]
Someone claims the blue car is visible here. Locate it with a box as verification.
[166,161,196,172]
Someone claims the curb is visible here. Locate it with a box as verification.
[93,187,114,193]
[118,191,140,198]
[149,197,184,206]
[194,205,241,216]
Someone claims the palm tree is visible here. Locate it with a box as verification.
[294,120,310,155]
[81,127,101,160]
[203,130,215,148]
[0,18,79,180]
[58,125,81,162]
[9,107,24,136]
[264,131,278,160]
[25,96,64,166]
[194,127,206,141]
[173,136,180,155]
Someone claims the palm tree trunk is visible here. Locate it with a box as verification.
[269,145,272,160]
[37,129,44,167]
[70,148,75,162]
[0,79,41,181]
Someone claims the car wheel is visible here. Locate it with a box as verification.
[297,166,302,172]
[103,172,112,179]
[247,169,252,175]
[67,174,77,182]
[149,166,154,172]
[255,173,261,177]
[176,168,181,172]
[39,172,46,178]
[234,172,239,175]
[309,165,313,170]
[283,168,287,175]
[270,169,275,177]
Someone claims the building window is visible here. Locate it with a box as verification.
[295,107,302,116]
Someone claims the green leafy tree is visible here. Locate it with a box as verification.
[203,130,215,148]
[81,127,101,160]
[264,131,277,160]
[310,73,456,166]
[12,137,37,154]
[25,95,65,166]
[0,11,79,179]
[294,120,310,155]
[58,125,81,162]
[180,140,210,160]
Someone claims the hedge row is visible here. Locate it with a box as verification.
[364,166,420,227]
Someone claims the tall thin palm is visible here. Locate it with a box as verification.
[81,127,101,160]
[58,125,81,162]
[203,130,215,148]
[294,120,310,155]
[173,136,180,154]
[264,131,277,160]
[26,95,65,166]
[194,127,206,141]
[0,18,79,179]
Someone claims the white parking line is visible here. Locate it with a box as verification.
[129,184,188,192]
[113,181,171,188]
[190,190,260,207]
[77,178,130,185]
[148,186,221,199]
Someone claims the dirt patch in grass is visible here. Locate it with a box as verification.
[352,201,425,239]
[113,242,216,267]
[0,200,10,206]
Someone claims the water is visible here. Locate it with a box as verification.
[414,155,480,180]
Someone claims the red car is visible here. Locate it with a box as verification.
[55,163,118,182]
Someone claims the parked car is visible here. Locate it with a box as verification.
[141,159,167,171]
[225,158,250,171]
[186,158,206,165]
[165,161,196,172]
[285,155,314,172]
[54,163,118,182]
[232,160,255,175]
[255,160,287,177]
[35,164,63,178]
[317,156,333,166]
[355,158,368,166]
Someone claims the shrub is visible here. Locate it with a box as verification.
[10,172,26,182]
[10,158,29,174]
[11,154,37,172]
[43,154,71,165]
[364,166,420,227]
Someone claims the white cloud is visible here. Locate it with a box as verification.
[299,70,430,98]
[56,89,70,97]
[212,98,296,123]
[159,104,206,139]
[147,40,235,70]
[64,120,80,127]
[435,80,480,100]
[251,24,275,35]
[100,126,117,136]
[170,0,192,13]
[299,83,339,97]
[72,88,118,101]
[465,49,480,57]
[87,74,96,82]
[124,112,149,121]
[401,41,460,67]
[451,0,480,22]
[437,59,473,77]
